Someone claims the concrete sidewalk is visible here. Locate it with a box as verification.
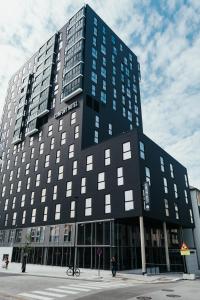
[0,263,183,283]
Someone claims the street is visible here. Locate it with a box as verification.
[0,272,199,300]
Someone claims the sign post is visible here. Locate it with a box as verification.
[97,248,102,277]
[180,242,190,273]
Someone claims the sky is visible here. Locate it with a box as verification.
[0,0,199,189]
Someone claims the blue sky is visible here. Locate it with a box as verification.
[0,0,199,189]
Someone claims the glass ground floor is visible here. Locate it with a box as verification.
[10,218,185,272]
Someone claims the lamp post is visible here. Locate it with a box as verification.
[72,196,78,276]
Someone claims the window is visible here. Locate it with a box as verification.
[112,99,116,111]
[12,212,17,225]
[92,84,96,96]
[85,198,92,216]
[4,214,8,226]
[163,177,168,193]
[61,132,66,145]
[31,148,35,159]
[92,47,97,59]
[36,174,40,187]
[29,136,34,146]
[41,188,46,202]
[49,225,59,242]
[74,125,79,139]
[43,206,48,221]
[47,170,52,183]
[145,167,151,186]
[160,156,165,172]
[184,174,189,187]
[95,115,99,128]
[17,167,21,178]
[98,172,105,190]
[86,155,93,171]
[184,190,188,204]
[48,125,53,136]
[81,177,86,194]
[174,203,179,219]
[4,199,9,211]
[139,142,145,159]
[100,91,106,104]
[58,165,64,180]
[56,150,61,163]
[31,192,35,205]
[71,112,76,125]
[70,201,75,218]
[12,197,16,209]
[31,209,36,223]
[123,142,131,160]
[189,209,194,223]
[174,183,178,198]
[50,138,55,150]
[91,71,97,84]
[72,160,77,176]
[55,204,61,220]
[17,181,22,192]
[105,149,111,166]
[21,194,26,207]
[105,194,111,214]
[45,155,50,168]
[58,119,63,131]
[108,123,112,135]
[22,211,26,224]
[101,67,106,78]
[35,159,39,171]
[66,181,72,197]
[164,199,169,216]
[22,152,26,163]
[94,130,98,143]
[26,177,31,190]
[64,224,72,242]
[68,144,74,158]
[39,143,44,154]
[124,190,134,211]
[117,167,124,186]
[39,131,42,142]
[170,164,174,178]
[53,185,57,200]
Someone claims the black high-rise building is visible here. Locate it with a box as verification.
[0,5,193,272]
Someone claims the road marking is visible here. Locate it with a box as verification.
[46,288,78,295]
[32,291,66,297]
[19,293,53,300]
[58,286,91,292]
[68,284,101,290]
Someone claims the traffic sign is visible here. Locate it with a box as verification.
[180,242,190,256]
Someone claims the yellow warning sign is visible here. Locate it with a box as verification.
[180,242,190,256]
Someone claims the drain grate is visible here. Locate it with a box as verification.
[162,289,174,292]
[166,295,181,298]
[137,297,152,300]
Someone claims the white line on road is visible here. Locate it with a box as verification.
[68,284,101,290]
[32,291,66,297]
[46,288,78,294]
[19,293,54,300]
[58,286,91,292]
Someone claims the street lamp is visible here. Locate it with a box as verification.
[72,196,79,276]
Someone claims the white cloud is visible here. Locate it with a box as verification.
[0,0,199,189]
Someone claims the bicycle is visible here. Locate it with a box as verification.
[66,265,80,277]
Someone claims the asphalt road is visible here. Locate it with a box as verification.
[0,272,199,300]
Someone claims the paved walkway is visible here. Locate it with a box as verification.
[0,263,183,283]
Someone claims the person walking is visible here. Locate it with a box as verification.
[5,256,9,270]
[21,253,28,273]
[111,256,117,277]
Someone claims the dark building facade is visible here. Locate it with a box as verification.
[0,5,194,272]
